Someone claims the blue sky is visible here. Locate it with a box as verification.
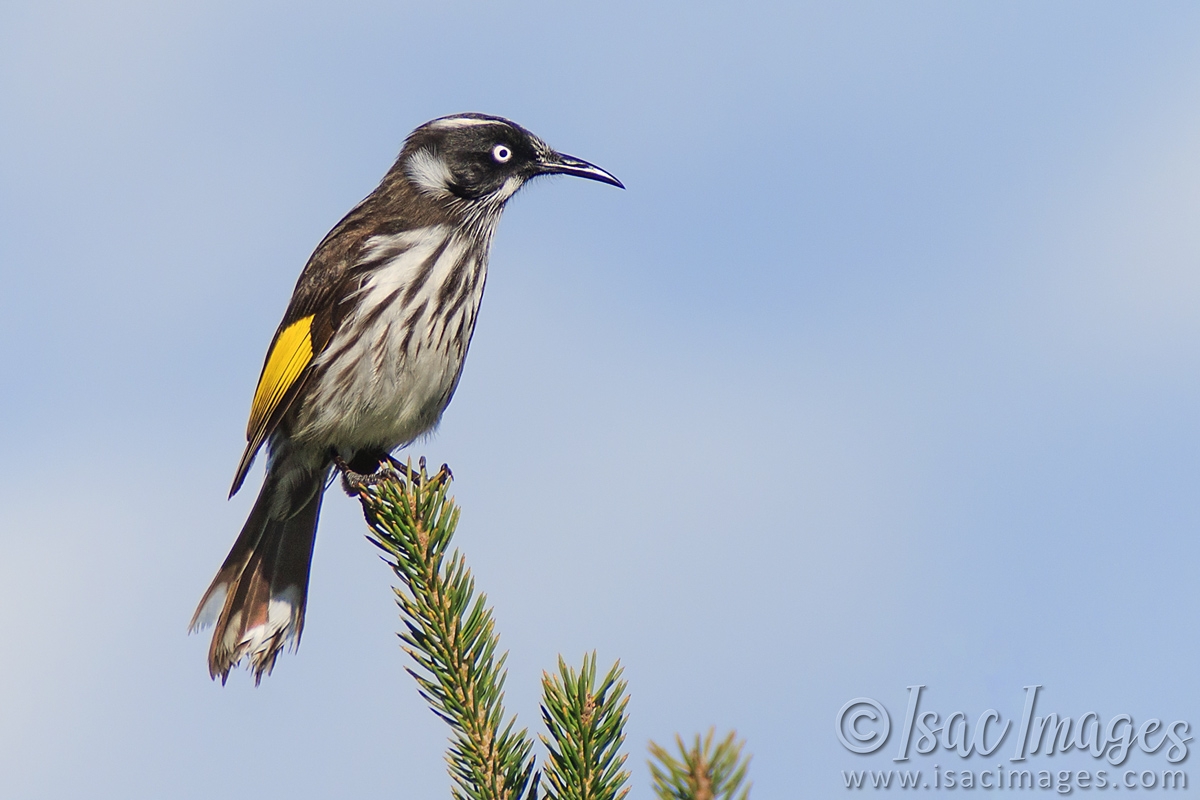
[2,2,1199,797]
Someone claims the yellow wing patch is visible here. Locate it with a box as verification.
[247,315,314,439]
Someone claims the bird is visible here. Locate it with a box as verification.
[190,113,622,683]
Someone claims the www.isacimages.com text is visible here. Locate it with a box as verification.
[842,765,1187,792]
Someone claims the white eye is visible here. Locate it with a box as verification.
[492,144,512,163]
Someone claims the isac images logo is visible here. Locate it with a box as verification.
[836,686,1191,793]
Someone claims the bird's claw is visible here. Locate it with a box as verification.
[333,455,401,496]
[382,455,453,488]
[335,454,452,495]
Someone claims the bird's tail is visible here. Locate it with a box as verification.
[190,469,325,684]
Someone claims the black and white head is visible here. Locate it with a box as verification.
[398,113,623,214]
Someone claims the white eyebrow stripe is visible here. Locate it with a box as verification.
[428,116,506,129]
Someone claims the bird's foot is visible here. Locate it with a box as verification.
[334,454,452,495]
[333,455,401,496]
[382,455,453,488]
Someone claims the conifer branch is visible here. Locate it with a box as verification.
[648,729,752,800]
[356,461,727,800]
[357,460,536,800]
[539,653,631,800]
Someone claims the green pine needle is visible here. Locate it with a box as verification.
[648,729,752,800]
[539,653,631,800]
[357,461,536,800]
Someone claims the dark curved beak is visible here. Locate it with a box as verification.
[538,151,624,189]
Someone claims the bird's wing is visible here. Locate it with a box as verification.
[229,313,319,497]
[228,222,369,497]
[227,186,414,496]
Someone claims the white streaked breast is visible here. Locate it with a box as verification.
[294,225,490,454]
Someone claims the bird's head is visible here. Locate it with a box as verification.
[397,113,623,211]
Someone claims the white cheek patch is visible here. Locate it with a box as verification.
[493,174,524,203]
[406,148,455,197]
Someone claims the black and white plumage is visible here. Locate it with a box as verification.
[190,113,622,683]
